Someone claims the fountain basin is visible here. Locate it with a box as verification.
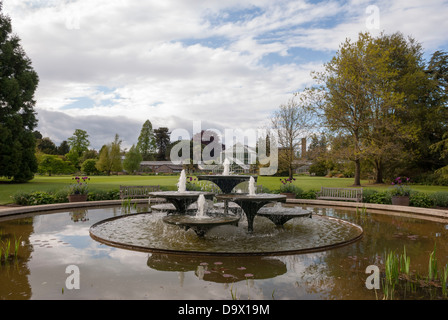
[89,211,364,256]
[197,175,257,194]
[151,203,198,214]
[258,204,312,226]
[216,193,287,232]
[148,191,214,214]
[162,215,240,237]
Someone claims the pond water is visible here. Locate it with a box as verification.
[0,204,447,300]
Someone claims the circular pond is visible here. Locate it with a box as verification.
[0,203,447,300]
[89,211,363,255]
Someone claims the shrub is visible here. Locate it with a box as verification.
[87,189,120,201]
[81,159,99,175]
[367,191,392,204]
[12,191,32,206]
[410,192,433,208]
[29,191,55,205]
[12,188,121,205]
[278,178,303,198]
[258,186,271,194]
[53,189,69,203]
[430,191,448,208]
[362,189,379,203]
[298,189,318,199]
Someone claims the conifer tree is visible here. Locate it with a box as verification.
[0,2,39,181]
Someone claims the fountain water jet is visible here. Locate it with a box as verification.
[162,192,240,237]
[222,158,230,175]
[177,169,187,193]
[149,169,214,214]
[196,194,207,219]
[248,176,256,196]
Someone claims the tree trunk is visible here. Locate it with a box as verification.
[374,159,384,184]
[289,146,294,180]
[353,130,362,186]
[353,158,361,186]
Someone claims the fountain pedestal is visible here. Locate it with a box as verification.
[216,194,287,232]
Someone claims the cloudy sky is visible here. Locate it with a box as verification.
[3,0,448,150]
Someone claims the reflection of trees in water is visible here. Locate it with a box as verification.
[0,216,34,299]
[69,209,89,222]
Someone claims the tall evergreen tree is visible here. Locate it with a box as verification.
[66,129,90,169]
[154,127,171,161]
[0,2,39,181]
[137,120,156,161]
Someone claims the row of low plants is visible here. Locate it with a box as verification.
[11,189,121,206]
[274,178,448,208]
[10,175,176,206]
[362,189,448,208]
[9,187,448,208]
[9,174,448,209]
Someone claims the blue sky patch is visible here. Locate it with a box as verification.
[260,47,334,67]
[62,96,95,110]
[206,5,265,27]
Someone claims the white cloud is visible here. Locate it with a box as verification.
[3,0,448,150]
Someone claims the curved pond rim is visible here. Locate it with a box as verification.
[1,198,448,221]
[289,199,448,222]
[88,211,364,257]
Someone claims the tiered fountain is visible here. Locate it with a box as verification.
[171,159,308,233]
[89,160,363,255]
[197,158,304,232]
[148,170,214,214]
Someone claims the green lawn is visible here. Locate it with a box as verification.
[0,175,179,204]
[1,174,448,205]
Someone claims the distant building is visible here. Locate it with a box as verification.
[139,161,184,174]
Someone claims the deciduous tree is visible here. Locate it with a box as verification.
[123,144,142,174]
[312,32,424,185]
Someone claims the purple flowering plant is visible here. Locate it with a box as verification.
[186,176,202,191]
[390,176,411,196]
[279,177,300,194]
[69,176,90,195]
